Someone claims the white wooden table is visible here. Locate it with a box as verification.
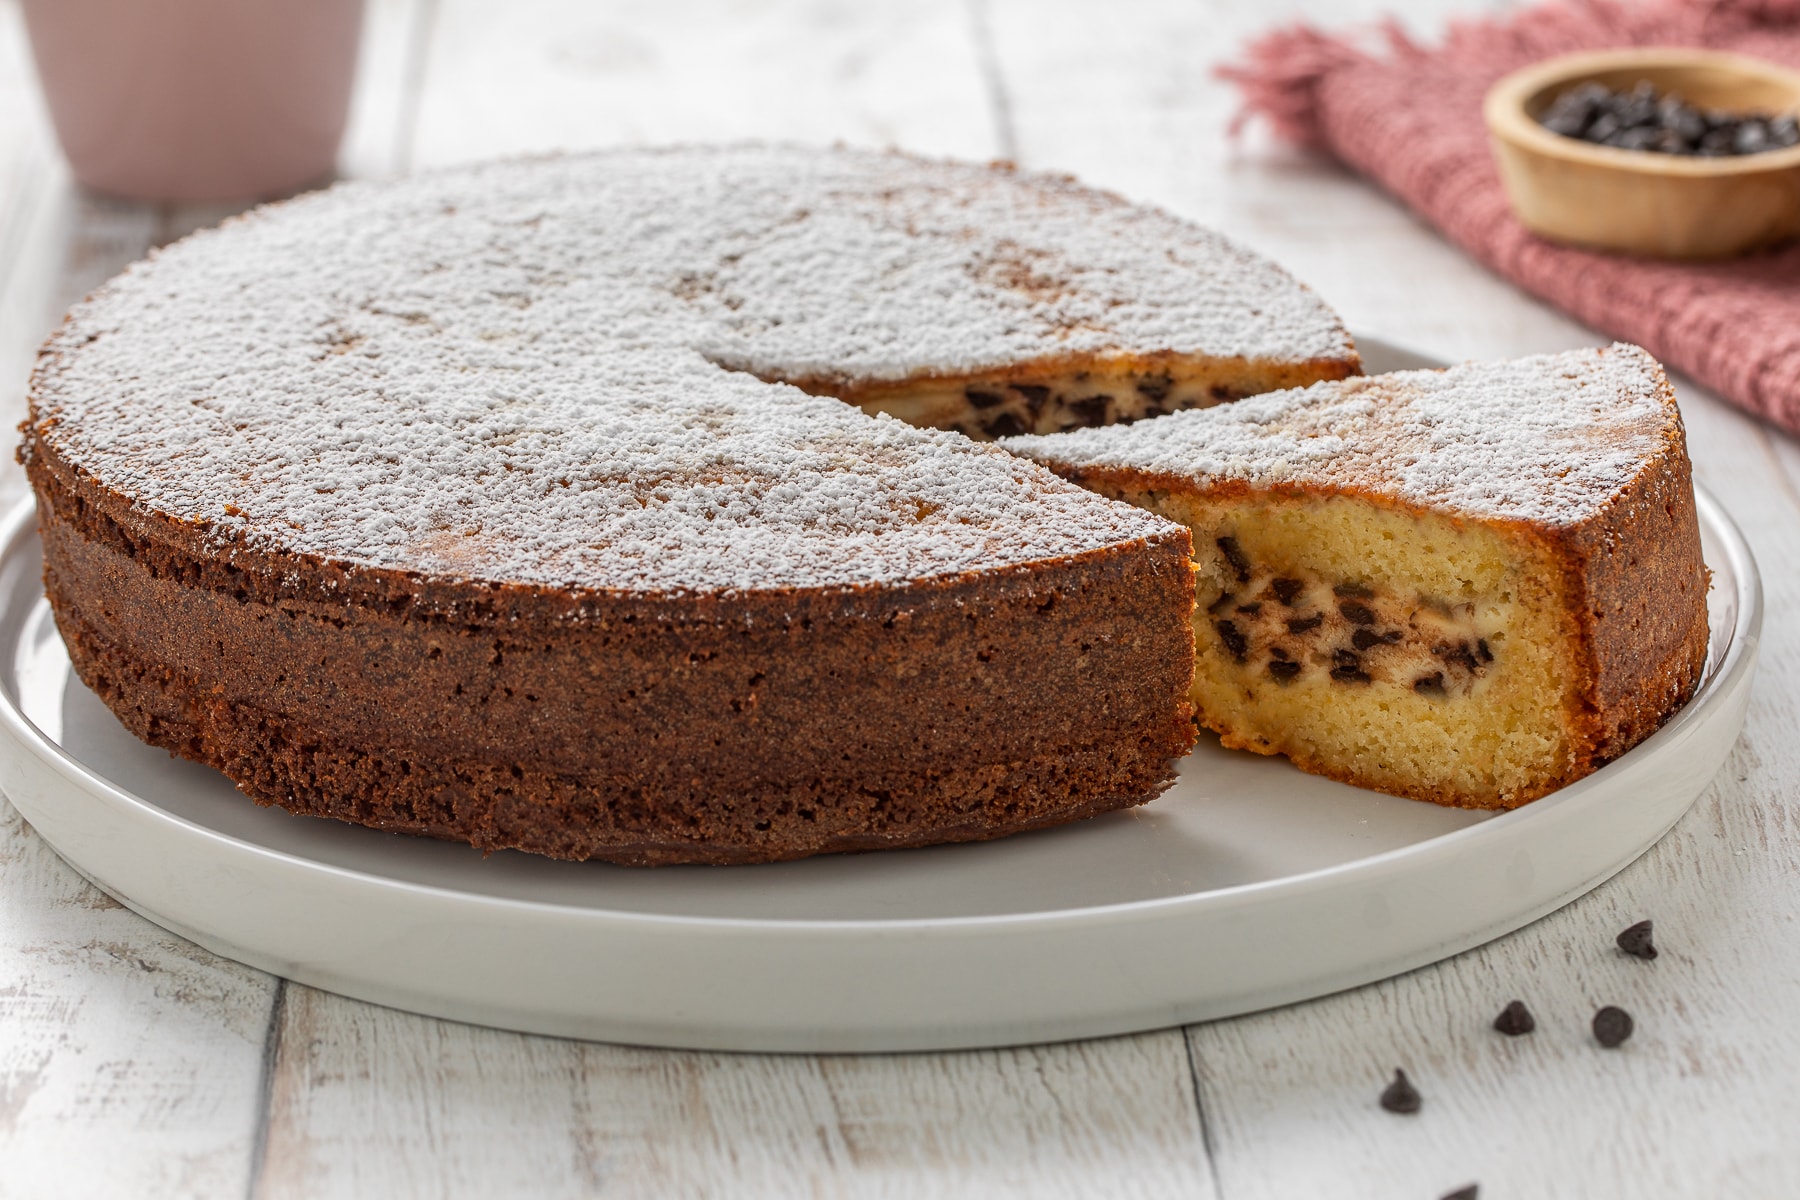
[2,1,1797,1195]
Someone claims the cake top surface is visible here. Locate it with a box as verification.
[26,145,1357,593]
[1004,344,1681,526]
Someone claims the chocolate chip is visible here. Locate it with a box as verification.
[1135,374,1173,404]
[1216,536,1251,583]
[1268,646,1290,660]
[1010,383,1050,410]
[1333,581,1373,599]
[1413,672,1445,695]
[965,387,1006,409]
[1351,628,1386,650]
[1208,383,1240,402]
[1438,641,1481,673]
[1441,1186,1479,1200]
[1268,659,1301,683]
[1330,649,1370,683]
[1067,395,1109,425]
[1339,601,1376,626]
[1538,79,1793,157]
[985,412,1026,438]
[1286,614,1322,634]
[1617,919,1657,960]
[1207,592,1236,614]
[1493,999,1536,1036]
[1379,1069,1421,1114]
[1593,1005,1634,1048]
[1735,120,1772,155]
[1236,602,1262,615]
[1477,637,1494,663]
[1215,619,1248,662]
[1270,577,1304,605]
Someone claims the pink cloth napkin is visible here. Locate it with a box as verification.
[1221,0,1800,433]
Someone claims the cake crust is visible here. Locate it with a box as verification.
[31,436,1198,864]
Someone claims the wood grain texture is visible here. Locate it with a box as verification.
[408,0,998,169]
[0,3,421,1198]
[0,9,278,1199]
[254,988,1216,1200]
[3,0,1800,1195]
[983,0,1800,1192]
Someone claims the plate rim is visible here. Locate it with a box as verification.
[0,471,1762,936]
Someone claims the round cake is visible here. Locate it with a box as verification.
[20,145,1360,865]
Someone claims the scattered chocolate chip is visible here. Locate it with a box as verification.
[1207,591,1237,615]
[1352,628,1387,650]
[1135,374,1173,404]
[1216,536,1252,583]
[985,412,1026,438]
[1269,646,1290,661]
[1413,672,1446,695]
[1010,383,1050,410]
[1339,601,1376,626]
[1477,638,1494,663]
[1215,619,1249,662]
[1067,395,1109,425]
[1270,577,1304,605]
[1593,1005,1634,1048]
[1208,383,1239,401]
[1617,919,1657,960]
[1494,999,1536,1036]
[1441,1186,1479,1200]
[1379,1069,1421,1114]
[1330,649,1370,683]
[1268,659,1301,683]
[965,387,1006,409]
[1333,581,1373,599]
[1286,614,1323,634]
[1236,602,1263,615]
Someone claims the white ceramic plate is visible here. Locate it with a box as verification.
[0,340,1761,1052]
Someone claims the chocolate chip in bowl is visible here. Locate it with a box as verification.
[1538,80,1800,157]
[1485,48,1800,259]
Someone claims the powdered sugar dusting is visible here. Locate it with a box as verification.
[29,145,1359,592]
[1004,345,1679,526]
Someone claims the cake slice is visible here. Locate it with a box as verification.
[1005,344,1709,809]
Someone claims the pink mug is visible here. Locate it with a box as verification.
[23,0,365,202]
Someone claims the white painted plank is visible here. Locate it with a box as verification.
[0,4,427,1197]
[409,0,999,168]
[984,0,1800,1193]
[340,0,433,180]
[0,806,278,1200]
[986,0,1592,365]
[3,0,1797,1195]
[255,987,1216,1200]
[249,8,1218,1198]
[0,0,70,515]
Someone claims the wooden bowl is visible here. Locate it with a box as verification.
[1485,48,1800,259]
